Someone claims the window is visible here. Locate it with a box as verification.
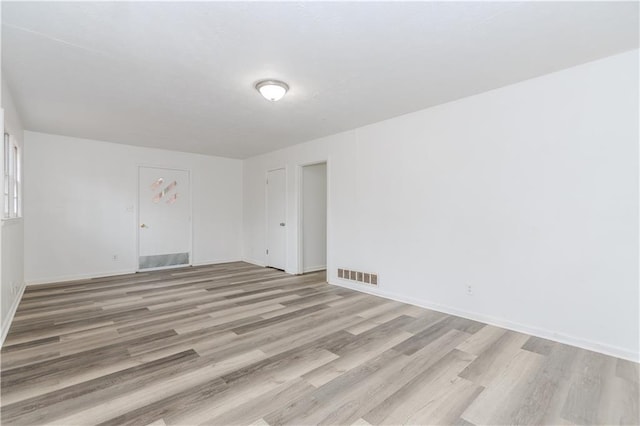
[3,132,21,219]
[3,133,9,218]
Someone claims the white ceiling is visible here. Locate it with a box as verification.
[2,2,638,159]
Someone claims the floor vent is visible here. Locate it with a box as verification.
[338,268,378,286]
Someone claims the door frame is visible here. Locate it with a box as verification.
[296,160,329,275]
[265,167,287,270]
[136,164,193,272]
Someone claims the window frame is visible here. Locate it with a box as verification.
[3,132,10,218]
[2,132,22,220]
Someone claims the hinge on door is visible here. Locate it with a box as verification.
[266,249,269,255]
[266,179,268,184]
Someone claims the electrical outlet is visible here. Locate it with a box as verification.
[466,285,473,295]
[112,254,119,261]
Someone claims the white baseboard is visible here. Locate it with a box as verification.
[303,265,327,273]
[26,269,136,286]
[192,258,243,267]
[27,258,251,285]
[1,283,26,347]
[241,258,297,275]
[329,278,639,363]
[242,258,266,267]
[26,259,247,285]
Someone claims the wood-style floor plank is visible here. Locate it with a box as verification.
[1,262,637,425]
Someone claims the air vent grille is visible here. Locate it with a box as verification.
[338,268,378,286]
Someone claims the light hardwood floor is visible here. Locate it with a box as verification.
[1,262,638,425]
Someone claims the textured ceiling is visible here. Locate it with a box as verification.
[2,2,638,159]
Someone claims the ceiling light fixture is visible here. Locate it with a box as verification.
[255,80,289,102]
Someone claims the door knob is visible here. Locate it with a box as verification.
[280,222,285,227]
[140,223,148,228]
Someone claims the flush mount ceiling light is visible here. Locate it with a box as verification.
[255,80,289,102]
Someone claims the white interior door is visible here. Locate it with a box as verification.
[266,168,286,270]
[138,166,191,270]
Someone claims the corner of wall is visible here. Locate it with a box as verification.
[0,281,25,347]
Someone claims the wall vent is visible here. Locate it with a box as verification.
[338,268,378,286]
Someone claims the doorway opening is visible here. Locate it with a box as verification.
[299,162,327,274]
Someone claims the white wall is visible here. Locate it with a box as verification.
[302,162,327,272]
[243,49,639,361]
[1,78,26,344]
[24,131,243,284]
